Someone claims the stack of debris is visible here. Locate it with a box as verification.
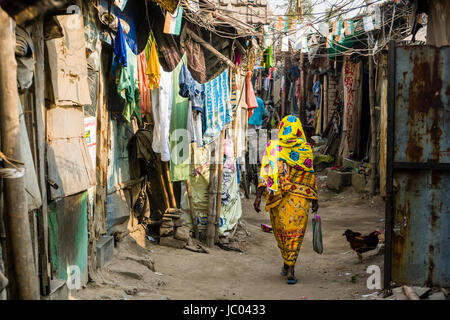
[159,208,189,248]
[388,286,448,300]
[158,208,209,254]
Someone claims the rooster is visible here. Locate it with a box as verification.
[343,229,381,263]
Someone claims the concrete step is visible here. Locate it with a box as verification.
[41,279,67,300]
[96,235,114,269]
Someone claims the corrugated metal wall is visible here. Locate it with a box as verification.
[388,45,449,287]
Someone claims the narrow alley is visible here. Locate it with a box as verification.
[74,180,385,300]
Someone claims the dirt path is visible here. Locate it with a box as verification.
[74,186,385,300]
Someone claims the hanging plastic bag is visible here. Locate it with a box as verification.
[312,214,323,254]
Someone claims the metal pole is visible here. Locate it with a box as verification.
[0,8,40,299]
[384,40,396,294]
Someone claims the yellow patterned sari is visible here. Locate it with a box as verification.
[258,116,318,266]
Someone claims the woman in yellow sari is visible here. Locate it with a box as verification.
[254,115,318,284]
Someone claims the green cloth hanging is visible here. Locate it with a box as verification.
[265,45,274,69]
[117,42,142,122]
[169,53,190,182]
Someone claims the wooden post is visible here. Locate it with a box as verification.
[323,74,328,130]
[31,19,50,297]
[206,140,218,247]
[185,180,198,240]
[0,9,39,299]
[368,51,377,195]
[214,131,225,243]
[162,161,177,208]
[156,159,170,209]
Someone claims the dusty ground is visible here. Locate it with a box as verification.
[73,181,386,300]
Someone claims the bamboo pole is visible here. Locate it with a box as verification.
[368,52,377,195]
[214,131,225,244]
[206,140,218,247]
[185,180,199,240]
[0,9,39,299]
[31,19,50,296]
[156,159,170,209]
[162,161,177,208]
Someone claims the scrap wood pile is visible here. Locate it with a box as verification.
[382,286,448,301]
[158,208,209,254]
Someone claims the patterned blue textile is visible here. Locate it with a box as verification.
[202,69,231,145]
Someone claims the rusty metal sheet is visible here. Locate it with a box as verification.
[391,45,450,287]
[394,46,449,164]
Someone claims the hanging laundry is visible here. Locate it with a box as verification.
[372,6,381,29]
[326,33,334,48]
[344,20,354,35]
[184,22,207,83]
[151,66,173,162]
[263,25,271,47]
[230,72,242,118]
[281,35,289,52]
[332,21,342,35]
[234,49,242,66]
[114,20,127,67]
[203,69,231,145]
[170,54,190,182]
[117,41,141,122]
[137,51,151,116]
[363,16,375,32]
[179,63,205,112]
[295,78,300,100]
[15,25,35,92]
[179,63,205,147]
[265,45,274,69]
[248,96,266,127]
[145,33,161,90]
[231,77,245,160]
[246,71,258,118]
[275,16,284,31]
[319,23,329,37]
[114,0,128,11]
[313,80,321,110]
[163,6,183,36]
[272,77,281,105]
[302,36,309,53]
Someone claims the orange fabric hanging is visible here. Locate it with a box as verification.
[146,39,161,90]
[137,51,152,115]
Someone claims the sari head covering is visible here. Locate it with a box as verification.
[260,115,314,192]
